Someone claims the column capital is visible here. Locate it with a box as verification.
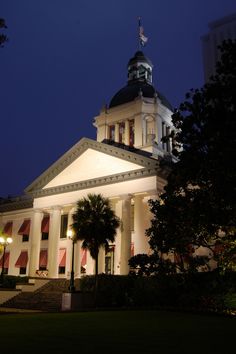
[33,209,43,214]
[68,205,77,214]
[52,205,62,211]
[119,194,133,201]
[48,206,62,215]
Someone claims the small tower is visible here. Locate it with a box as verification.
[94,50,174,158]
[127,50,153,84]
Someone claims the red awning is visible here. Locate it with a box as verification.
[41,216,50,233]
[39,249,48,267]
[0,252,10,268]
[3,221,13,236]
[58,248,66,267]
[15,251,28,267]
[131,242,134,257]
[81,249,87,267]
[18,220,31,235]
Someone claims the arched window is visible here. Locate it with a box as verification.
[146,116,155,144]
[119,122,125,143]
[109,125,115,141]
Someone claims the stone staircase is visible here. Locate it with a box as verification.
[1,279,80,312]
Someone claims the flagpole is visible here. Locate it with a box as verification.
[138,16,141,51]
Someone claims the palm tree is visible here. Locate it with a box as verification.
[72,193,120,281]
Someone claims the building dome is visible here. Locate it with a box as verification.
[109,82,172,110]
[109,51,172,110]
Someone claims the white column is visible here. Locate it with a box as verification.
[74,240,81,278]
[124,120,130,146]
[98,247,105,273]
[66,207,81,279]
[120,195,132,275]
[134,195,150,255]
[48,206,61,278]
[115,123,119,143]
[29,210,43,277]
[113,199,122,275]
[86,252,94,275]
[135,113,143,147]
[66,207,74,278]
[157,116,162,146]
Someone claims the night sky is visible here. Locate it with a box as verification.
[1,0,236,198]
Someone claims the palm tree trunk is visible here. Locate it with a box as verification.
[94,251,99,307]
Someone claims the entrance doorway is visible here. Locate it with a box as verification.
[105,246,115,274]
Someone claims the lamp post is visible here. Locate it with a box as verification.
[67,229,76,293]
[0,235,13,286]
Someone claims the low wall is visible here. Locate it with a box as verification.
[0,290,21,305]
[16,278,49,292]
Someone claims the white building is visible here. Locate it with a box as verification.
[201,12,236,81]
[0,51,174,279]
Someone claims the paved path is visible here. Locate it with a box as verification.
[0,307,43,313]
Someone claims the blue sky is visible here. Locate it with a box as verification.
[1,0,236,197]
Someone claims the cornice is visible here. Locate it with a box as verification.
[29,166,169,198]
[0,198,33,213]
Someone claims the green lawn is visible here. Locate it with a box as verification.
[0,310,235,353]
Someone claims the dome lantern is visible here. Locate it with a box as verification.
[127,51,153,84]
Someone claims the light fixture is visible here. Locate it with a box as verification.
[67,229,76,292]
[0,234,13,286]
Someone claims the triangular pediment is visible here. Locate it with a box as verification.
[25,138,160,194]
[43,148,145,189]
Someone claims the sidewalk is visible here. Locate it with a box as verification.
[0,307,43,314]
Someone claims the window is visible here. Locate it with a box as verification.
[129,120,135,146]
[19,267,26,275]
[58,249,66,275]
[58,266,65,274]
[41,216,49,240]
[39,249,48,270]
[146,116,155,144]
[15,251,28,272]
[138,65,146,80]
[39,266,47,271]
[119,122,125,143]
[109,125,115,141]
[105,246,115,275]
[18,219,30,241]
[60,214,68,239]
[22,234,29,242]
[41,232,49,240]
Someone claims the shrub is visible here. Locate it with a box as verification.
[79,271,236,312]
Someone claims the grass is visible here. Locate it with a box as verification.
[0,310,235,354]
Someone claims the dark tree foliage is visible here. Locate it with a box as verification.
[72,194,120,277]
[129,253,177,276]
[131,40,236,274]
[0,18,8,47]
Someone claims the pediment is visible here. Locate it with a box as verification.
[25,138,159,194]
[43,148,144,189]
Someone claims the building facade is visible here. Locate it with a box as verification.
[202,12,236,81]
[0,51,174,279]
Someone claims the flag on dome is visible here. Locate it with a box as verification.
[138,17,148,46]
